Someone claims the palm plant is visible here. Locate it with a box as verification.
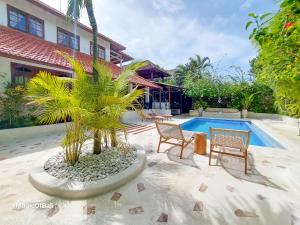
[242,91,261,110]
[26,53,144,163]
[174,55,211,86]
[188,55,211,79]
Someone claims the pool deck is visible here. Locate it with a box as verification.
[0,116,300,225]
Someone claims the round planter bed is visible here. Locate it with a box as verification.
[29,150,146,199]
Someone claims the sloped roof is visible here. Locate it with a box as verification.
[0,26,162,89]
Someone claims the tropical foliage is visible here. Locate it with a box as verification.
[173,55,211,86]
[0,84,25,127]
[26,53,143,165]
[246,0,300,117]
[184,70,275,112]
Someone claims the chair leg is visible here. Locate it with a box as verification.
[157,137,162,153]
[244,152,248,174]
[179,142,184,159]
[209,144,213,165]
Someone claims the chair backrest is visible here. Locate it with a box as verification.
[155,121,184,140]
[209,128,250,151]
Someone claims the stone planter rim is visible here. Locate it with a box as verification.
[29,149,146,200]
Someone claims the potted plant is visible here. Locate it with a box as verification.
[241,92,261,118]
[190,100,207,116]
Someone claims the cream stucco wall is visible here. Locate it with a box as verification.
[0,57,11,91]
[0,0,111,61]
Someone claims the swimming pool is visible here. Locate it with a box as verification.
[181,118,283,148]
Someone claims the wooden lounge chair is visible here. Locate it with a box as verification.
[137,110,164,122]
[208,128,250,174]
[151,109,173,120]
[155,121,194,159]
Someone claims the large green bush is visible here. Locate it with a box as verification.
[184,75,275,113]
[247,0,300,117]
[0,84,39,129]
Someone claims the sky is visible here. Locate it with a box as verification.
[40,0,279,72]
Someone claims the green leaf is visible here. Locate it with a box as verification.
[260,13,272,20]
[248,12,258,19]
[246,21,253,30]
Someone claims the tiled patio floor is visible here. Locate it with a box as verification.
[0,117,300,225]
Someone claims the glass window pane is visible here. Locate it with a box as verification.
[58,31,69,47]
[98,47,105,59]
[70,36,79,50]
[29,18,43,37]
[9,10,26,32]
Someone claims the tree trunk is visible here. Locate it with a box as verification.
[85,0,101,153]
[93,130,102,154]
[85,0,98,82]
[110,128,117,147]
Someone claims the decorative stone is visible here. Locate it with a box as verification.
[111,192,122,201]
[129,206,144,214]
[43,146,137,182]
[199,183,208,192]
[234,209,257,217]
[47,205,59,217]
[193,201,204,211]
[137,183,145,192]
[157,213,168,222]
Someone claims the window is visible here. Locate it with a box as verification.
[57,28,80,51]
[11,64,34,85]
[90,42,106,60]
[7,5,44,38]
[11,63,72,85]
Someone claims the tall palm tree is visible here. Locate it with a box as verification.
[67,0,101,153]
[188,55,211,79]
[174,55,211,86]
[26,53,144,160]
[67,0,98,82]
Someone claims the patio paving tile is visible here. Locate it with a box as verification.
[193,201,204,211]
[128,206,144,214]
[47,205,59,217]
[111,192,122,201]
[234,209,258,217]
[137,183,146,192]
[157,213,168,222]
[199,183,208,192]
[83,205,96,215]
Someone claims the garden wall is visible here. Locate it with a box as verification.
[0,123,66,142]
[248,112,300,127]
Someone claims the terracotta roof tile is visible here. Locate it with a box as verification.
[0,26,162,89]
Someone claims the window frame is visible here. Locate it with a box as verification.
[7,5,45,39]
[57,27,80,51]
[90,42,106,60]
[11,63,72,86]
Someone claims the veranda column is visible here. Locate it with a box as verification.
[145,87,150,109]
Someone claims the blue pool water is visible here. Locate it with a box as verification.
[181,118,283,148]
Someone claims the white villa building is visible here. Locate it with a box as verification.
[0,0,161,92]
